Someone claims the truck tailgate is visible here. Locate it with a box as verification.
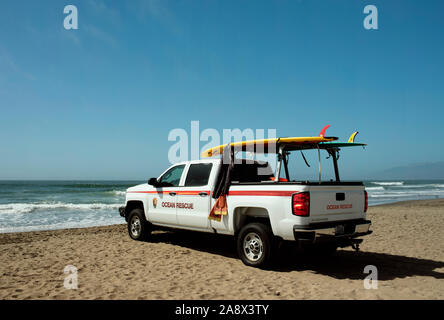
[307,186,366,223]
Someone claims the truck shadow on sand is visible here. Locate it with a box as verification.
[279,250,444,281]
[149,230,444,281]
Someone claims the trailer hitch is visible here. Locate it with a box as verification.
[351,239,363,252]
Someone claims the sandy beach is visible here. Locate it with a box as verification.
[1,199,443,300]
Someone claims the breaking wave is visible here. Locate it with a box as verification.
[371,181,404,186]
[0,202,120,215]
[104,190,126,196]
[365,186,385,191]
[366,181,444,205]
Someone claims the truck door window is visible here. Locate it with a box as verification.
[184,163,213,187]
[159,165,185,187]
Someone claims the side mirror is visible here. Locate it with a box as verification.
[148,178,159,187]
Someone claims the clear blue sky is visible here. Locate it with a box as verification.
[0,0,443,180]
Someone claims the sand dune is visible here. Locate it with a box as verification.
[1,199,443,299]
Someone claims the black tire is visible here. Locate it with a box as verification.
[127,209,151,241]
[237,222,274,268]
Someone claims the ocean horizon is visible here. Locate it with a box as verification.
[1,179,443,233]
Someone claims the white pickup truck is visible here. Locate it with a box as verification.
[119,133,372,268]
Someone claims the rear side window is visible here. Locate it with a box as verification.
[231,162,274,183]
[185,163,213,187]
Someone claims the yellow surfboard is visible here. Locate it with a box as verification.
[201,136,338,158]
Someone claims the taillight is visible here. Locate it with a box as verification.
[364,191,368,213]
[292,192,310,216]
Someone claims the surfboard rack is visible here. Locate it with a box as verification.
[200,126,366,158]
[200,125,367,185]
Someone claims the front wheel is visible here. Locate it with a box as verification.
[237,223,274,268]
[127,209,151,241]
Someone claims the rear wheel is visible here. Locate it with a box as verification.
[237,223,274,268]
[127,209,151,241]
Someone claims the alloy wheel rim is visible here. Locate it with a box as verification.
[243,232,263,262]
[130,216,141,237]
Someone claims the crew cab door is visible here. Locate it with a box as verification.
[148,164,185,225]
[176,163,213,229]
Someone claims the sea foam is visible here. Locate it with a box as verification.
[0,202,121,215]
[371,181,404,186]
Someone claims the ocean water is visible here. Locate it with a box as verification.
[0,181,140,234]
[364,180,444,206]
[0,180,443,233]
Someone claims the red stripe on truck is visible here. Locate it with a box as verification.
[228,190,295,197]
[127,190,210,196]
[128,190,295,197]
